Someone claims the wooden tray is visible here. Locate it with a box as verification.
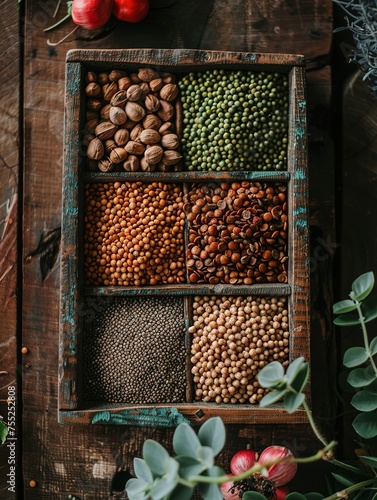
[59,48,309,425]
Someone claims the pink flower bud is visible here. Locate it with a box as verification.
[230,449,258,475]
[258,446,297,487]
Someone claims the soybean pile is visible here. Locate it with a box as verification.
[190,296,289,404]
[82,296,187,403]
[178,70,289,171]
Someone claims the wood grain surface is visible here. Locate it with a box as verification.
[0,0,339,498]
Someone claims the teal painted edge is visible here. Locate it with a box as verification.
[91,408,190,427]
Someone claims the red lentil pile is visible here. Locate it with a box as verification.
[84,181,186,285]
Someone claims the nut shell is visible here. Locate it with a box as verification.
[139,129,161,145]
[160,83,178,102]
[110,147,128,164]
[125,101,146,122]
[125,141,146,155]
[87,138,104,160]
[144,145,164,165]
[95,121,118,140]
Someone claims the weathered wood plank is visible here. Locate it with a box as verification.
[0,0,20,498]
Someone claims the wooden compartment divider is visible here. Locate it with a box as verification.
[59,49,309,425]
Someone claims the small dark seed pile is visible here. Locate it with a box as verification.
[179,70,289,171]
[82,296,187,403]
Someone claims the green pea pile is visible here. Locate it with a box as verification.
[178,70,289,171]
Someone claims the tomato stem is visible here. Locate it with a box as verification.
[46,25,79,46]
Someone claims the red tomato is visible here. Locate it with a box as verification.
[72,0,114,30]
[112,0,150,23]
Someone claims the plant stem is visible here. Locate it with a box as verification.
[302,399,328,448]
[322,477,376,500]
[355,300,377,375]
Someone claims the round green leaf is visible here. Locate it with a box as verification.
[197,466,224,500]
[285,494,308,500]
[134,458,153,483]
[259,388,286,407]
[197,446,214,468]
[365,378,377,395]
[284,391,305,413]
[286,356,306,384]
[149,477,176,500]
[370,336,377,355]
[343,347,369,368]
[351,390,377,411]
[175,456,206,480]
[333,294,377,325]
[143,440,170,476]
[168,484,194,500]
[333,299,357,315]
[290,362,310,393]
[303,494,325,499]
[352,271,375,301]
[257,361,285,388]
[126,477,149,499]
[347,367,377,388]
[198,416,226,456]
[173,423,201,457]
[0,421,8,445]
[352,411,377,439]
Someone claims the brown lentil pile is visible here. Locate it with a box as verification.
[190,296,289,404]
[84,181,186,285]
[82,296,187,403]
[83,67,182,172]
[185,181,288,284]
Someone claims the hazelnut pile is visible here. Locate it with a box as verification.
[189,296,289,404]
[84,181,186,286]
[84,68,182,172]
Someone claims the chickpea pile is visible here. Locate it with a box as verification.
[84,181,186,285]
[189,296,289,404]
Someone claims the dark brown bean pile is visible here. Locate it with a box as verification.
[189,295,289,404]
[184,181,288,284]
[84,181,186,286]
[82,296,187,403]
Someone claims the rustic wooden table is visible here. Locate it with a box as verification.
[0,0,345,498]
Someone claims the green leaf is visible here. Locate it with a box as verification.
[149,477,176,500]
[0,421,8,444]
[164,458,179,482]
[333,299,358,314]
[353,411,377,439]
[285,494,308,500]
[173,423,201,457]
[197,446,214,468]
[167,484,194,500]
[259,388,287,407]
[257,361,285,388]
[331,472,354,487]
[303,494,325,499]
[197,417,226,456]
[365,378,377,395]
[290,362,310,393]
[197,466,224,500]
[347,367,377,388]
[334,294,377,326]
[343,347,369,368]
[284,391,305,413]
[359,455,377,468]
[352,271,375,301]
[286,357,305,384]
[134,458,153,483]
[370,336,377,355]
[175,456,207,480]
[243,493,269,500]
[126,478,149,500]
[351,390,377,411]
[143,440,170,476]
